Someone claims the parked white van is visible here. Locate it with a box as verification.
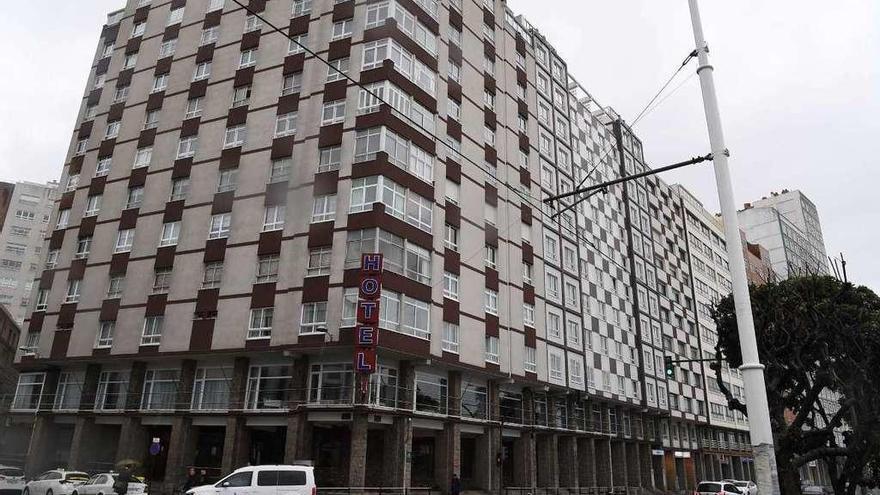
[184,465,315,495]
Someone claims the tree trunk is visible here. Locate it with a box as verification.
[776,453,803,495]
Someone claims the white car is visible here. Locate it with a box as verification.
[23,470,89,495]
[186,465,315,495]
[0,466,26,495]
[71,473,146,495]
[698,481,745,495]
[727,480,758,495]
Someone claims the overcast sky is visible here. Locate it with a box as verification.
[0,1,877,289]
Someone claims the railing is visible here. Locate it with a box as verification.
[318,488,438,495]
[502,487,638,495]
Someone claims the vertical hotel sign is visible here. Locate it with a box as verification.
[355,253,382,374]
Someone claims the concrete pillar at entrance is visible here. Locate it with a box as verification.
[117,416,148,462]
[557,436,578,487]
[474,427,501,493]
[577,438,596,487]
[348,413,369,487]
[68,417,96,470]
[732,455,744,479]
[611,441,627,487]
[385,416,414,488]
[513,431,537,488]
[625,442,640,487]
[664,452,677,491]
[24,417,56,476]
[125,362,147,411]
[639,444,654,489]
[536,434,559,487]
[594,439,612,488]
[79,363,102,409]
[284,414,306,463]
[163,417,195,494]
[222,416,249,474]
[435,422,459,494]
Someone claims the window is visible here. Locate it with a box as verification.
[124,186,144,210]
[442,272,458,300]
[261,205,285,232]
[207,0,225,11]
[131,22,146,37]
[309,363,353,405]
[300,302,327,334]
[307,247,331,276]
[84,195,101,217]
[224,125,247,148]
[104,120,120,139]
[256,255,279,283]
[75,139,88,155]
[523,263,533,285]
[275,112,297,137]
[415,372,447,413]
[202,262,223,289]
[288,34,309,54]
[141,370,179,410]
[448,61,461,82]
[45,250,59,269]
[447,99,461,121]
[442,322,459,353]
[269,158,291,183]
[134,146,153,168]
[122,53,137,69]
[545,272,560,300]
[239,49,257,68]
[444,224,458,251]
[193,61,212,81]
[445,179,459,205]
[318,146,341,172]
[141,316,164,346]
[217,169,237,192]
[321,100,346,125]
[326,57,349,82]
[485,336,499,363]
[74,237,91,259]
[311,194,336,223]
[524,346,537,373]
[331,19,352,40]
[292,0,312,17]
[248,308,274,339]
[484,290,499,315]
[152,73,169,93]
[12,373,45,411]
[245,365,292,410]
[95,157,111,177]
[183,96,204,119]
[192,367,231,411]
[106,275,124,299]
[94,371,128,411]
[244,14,262,32]
[281,72,302,96]
[200,26,219,45]
[167,7,184,25]
[152,269,172,294]
[63,279,81,303]
[485,245,497,269]
[208,213,231,239]
[54,372,82,411]
[115,229,134,252]
[547,310,562,340]
[177,136,198,158]
[170,177,189,201]
[523,303,535,327]
[159,222,180,246]
[232,85,251,107]
[159,38,177,58]
[84,104,98,121]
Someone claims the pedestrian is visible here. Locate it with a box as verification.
[182,468,199,492]
[114,466,132,495]
[450,473,461,495]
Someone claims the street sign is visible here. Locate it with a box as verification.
[149,438,161,456]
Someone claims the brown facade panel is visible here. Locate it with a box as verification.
[117,69,133,87]
[524,327,537,347]
[188,79,209,98]
[382,269,430,301]
[125,36,141,54]
[445,203,460,228]
[78,120,93,139]
[359,62,436,112]
[449,8,463,28]
[234,67,255,87]
[137,128,156,147]
[27,313,44,333]
[442,299,460,324]
[195,289,219,316]
[323,80,348,102]
[327,38,352,61]
[203,10,222,27]
[271,135,296,158]
[79,215,96,237]
[154,246,176,269]
[443,249,460,275]
[226,105,248,126]
[129,166,148,187]
[48,230,65,250]
[302,276,330,303]
[250,282,277,308]
[519,132,530,151]
[485,268,499,290]
[58,191,74,209]
[219,147,241,169]
[241,30,261,50]
[317,123,344,147]
[283,53,306,74]
[313,171,339,195]
[68,259,86,280]
[245,339,270,351]
[521,205,533,225]
[264,181,288,205]
[109,252,130,275]
[378,328,430,356]
[50,330,71,359]
[485,315,499,337]
[87,89,102,106]
[277,94,300,114]
[98,138,116,157]
[145,294,168,316]
[39,270,54,290]
[163,24,180,41]
[195,44,215,63]
[485,184,498,206]
[523,284,535,305]
[520,167,531,187]
[348,207,432,250]
[203,238,227,262]
[172,158,193,178]
[332,0,355,21]
[155,56,172,75]
[257,230,283,255]
[211,191,234,214]
[146,91,164,111]
[350,153,434,199]
[446,118,461,140]
[398,0,439,32]
[485,224,498,247]
[307,222,333,247]
[57,303,77,329]
[189,319,215,351]
[289,15,310,35]
[99,299,120,321]
[445,159,461,182]
[69,155,84,175]
[119,208,139,229]
[133,6,149,23]
[522,242,534,263]
[180,117,200,137]
[516,67,527,86]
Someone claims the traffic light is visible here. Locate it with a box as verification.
[664,356,675,378]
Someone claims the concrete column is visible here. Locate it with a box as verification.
[221,416,249,474]
[447,371,461,417]
[348,413,369,487]
[289,356,309,407]
[733,455,744,479]
[163,416,195,494]
[116,415,148,463]
[577,437,596,487]
[229,357,250,410]
[558,436,578,487]
[595,438,612,488]
[536,434,559,487]
[612,441,628,487]
[385,416,414,487]
[513,431,537,488]
[68,416,95,470]
[626,442,641,487]
[125,361,147,411]
[176,359,198,409]
[397,361,415,410]
[522,388,534,426]
[474,427,501,492]
[284,413,306,463]
[79,363,102,409]
[435,422,459,493]
[24,417,56,476]
[639,444,654,488]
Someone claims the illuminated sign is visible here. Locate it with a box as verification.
[354,254,382,374]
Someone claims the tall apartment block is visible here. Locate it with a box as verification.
[0,181,59,326]
[3,0,756,492]
[739,189,828,279]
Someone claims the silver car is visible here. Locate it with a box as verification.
[0,466,26,495]
[698,481,745,495]
[71,474,146,495]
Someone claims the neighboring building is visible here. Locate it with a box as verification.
[741,231,774,286]
[0,304,22,466]
[5,0,756,491]
[738,190,828,279]
[0,181,58,326]
[0,182,15,232]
